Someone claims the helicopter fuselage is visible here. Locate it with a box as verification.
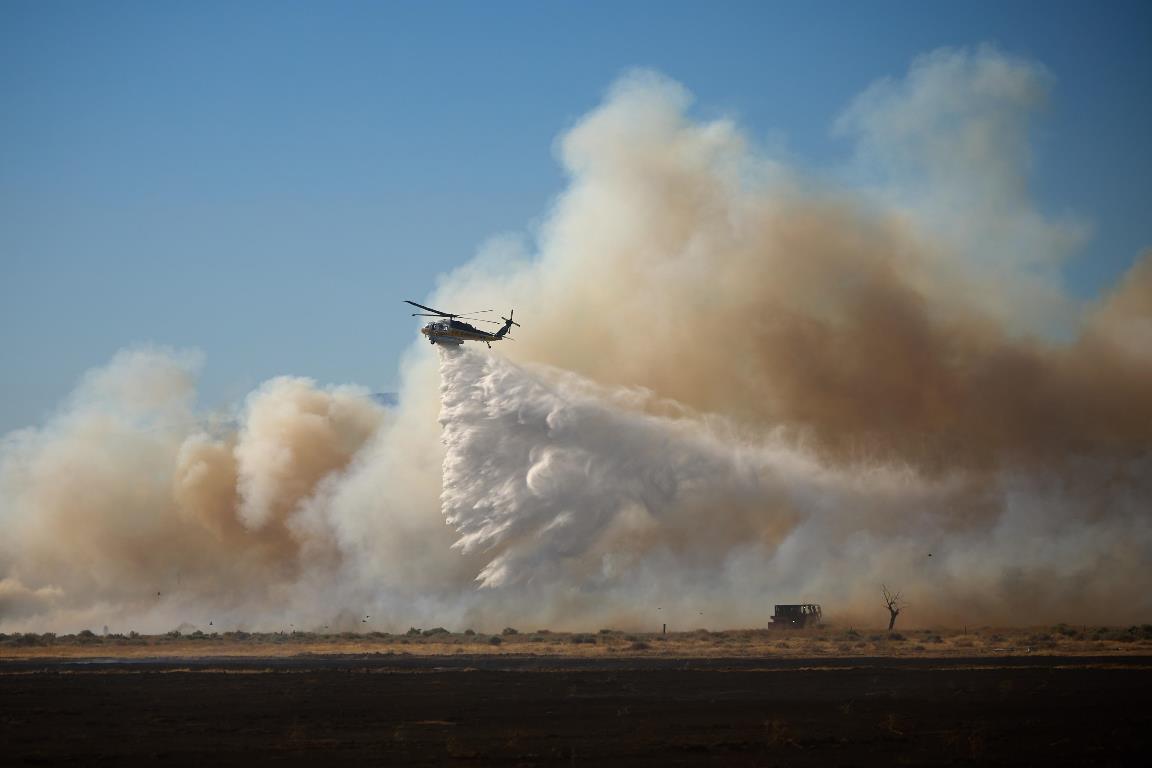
[421,319,496,346]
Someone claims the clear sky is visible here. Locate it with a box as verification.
[2,0,1150,434]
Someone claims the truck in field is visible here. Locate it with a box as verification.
[771,603,823,628]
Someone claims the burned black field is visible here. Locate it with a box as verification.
[2,655,1148,766]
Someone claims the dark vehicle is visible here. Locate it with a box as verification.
[771,603,823,628]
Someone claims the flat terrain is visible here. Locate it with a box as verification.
[4,628,1150,765]
[3,652,1150,765]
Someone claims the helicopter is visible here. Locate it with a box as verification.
[404,300,520,348]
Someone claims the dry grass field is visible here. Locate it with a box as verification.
[4,623,1151,660]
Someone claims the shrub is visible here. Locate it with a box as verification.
[464,629,476,636]
[888,632,905,641]
[629,641,650,651]
[406,627,423,636]
[422,627,450,637]
[488,635,503,645]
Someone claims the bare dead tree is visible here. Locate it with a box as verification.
[882,584,906,631]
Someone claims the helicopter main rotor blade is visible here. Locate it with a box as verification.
[454,317,502,325]
[404,300,452,317]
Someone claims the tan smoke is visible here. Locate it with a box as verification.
[0,349,386,629]
[422,51,1151,626]
[436,63,1152,476]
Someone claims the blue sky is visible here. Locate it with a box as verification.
[2,0,1150,434]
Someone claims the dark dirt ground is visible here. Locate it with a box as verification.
[2,655,1149,766]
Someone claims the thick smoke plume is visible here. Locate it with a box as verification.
[2,47,1150,632]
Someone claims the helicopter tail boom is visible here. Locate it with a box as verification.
[494,309,519,339]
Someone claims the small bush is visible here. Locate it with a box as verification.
[422,627,450,637]
[501,627,519,636]
[488,635,502,645]
[463,629,476,636]
[406,627,423,636]
[888,632,905,641]
[629,641,650,651]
